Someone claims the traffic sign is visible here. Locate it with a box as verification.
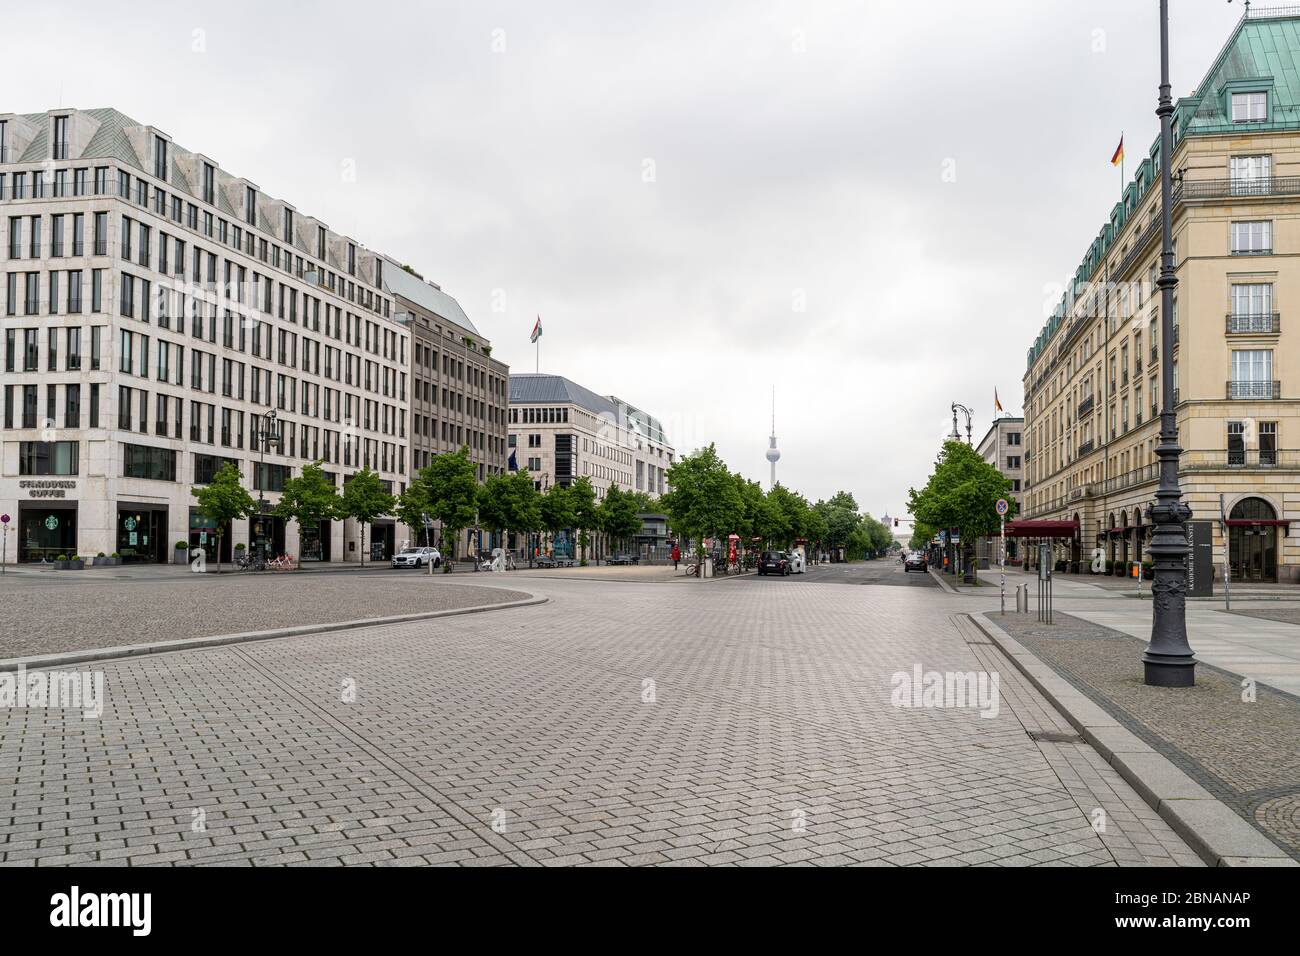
[0,514,8,524]
[995,498,1009,516]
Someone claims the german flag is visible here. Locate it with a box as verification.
[1110,135,1124,167]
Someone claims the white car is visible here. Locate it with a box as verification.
[392,546,441,569]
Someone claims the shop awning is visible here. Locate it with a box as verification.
[1225,519,1290,529]
[1004,519,1079,538]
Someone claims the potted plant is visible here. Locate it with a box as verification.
[174,540,191,565]
[54,553,70,570]
[92,551,108,566]
[69,555,85,570]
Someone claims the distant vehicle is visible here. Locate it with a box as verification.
[606,553,640,565]
[904,552,928,573]
[758,550,791,576]
[789,546,807,574]
[392,546,440,569]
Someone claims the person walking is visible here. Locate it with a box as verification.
[672,544,680,570]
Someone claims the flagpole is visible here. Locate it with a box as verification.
[1120,130,1125,199]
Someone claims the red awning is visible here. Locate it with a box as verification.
[1004,519,1079,539]
[1225,519,1290,529]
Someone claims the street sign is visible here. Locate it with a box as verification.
[995,498,1009,516]
[0,514,9,524]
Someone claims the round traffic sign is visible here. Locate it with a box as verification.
[0,514,9,524]
[995,498,1009,516]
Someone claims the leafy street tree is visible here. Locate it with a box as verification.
[477,471,542,552]
[907,439,1016,583]
[661,444,743,562]
[567,476,600,565]
[814,491,862,557]
[394,473,433,547]
[539,483,576,558]
[273,461,341,562]
[339,468,394,568]
[909,520,937,552]
[766,484,813,550]
[598,483,643,554]
[422,446,480,570]
[191,461,257,574]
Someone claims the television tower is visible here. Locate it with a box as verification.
[765,386,781,489]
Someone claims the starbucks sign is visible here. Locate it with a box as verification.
[44,515,59,531]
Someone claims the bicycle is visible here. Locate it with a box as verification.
[267,553,296,571]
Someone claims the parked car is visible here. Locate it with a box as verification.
[392,546,441,569]
[758,550,791,576]
[904,552,928,573]
[606,553,640,565]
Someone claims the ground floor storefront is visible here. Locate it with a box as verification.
[1021,484,1297,584]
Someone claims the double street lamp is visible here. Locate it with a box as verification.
[1142,0,1195,687]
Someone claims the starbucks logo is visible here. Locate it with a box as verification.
[124,517,138,531]
[44,515,58,531]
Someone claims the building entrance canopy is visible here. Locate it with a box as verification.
[1004,519,1079,539]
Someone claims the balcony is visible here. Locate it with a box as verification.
[1174,176,1300,203]
[1077,439,1095,457]
[1076,395,1095,419]
[1225,312,1280,334]
[1183,448,1293,470]
[1227,380,1281,400]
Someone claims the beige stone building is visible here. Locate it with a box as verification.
[1022,7,1300,583]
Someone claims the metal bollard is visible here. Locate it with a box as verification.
[1015,584,1028,614]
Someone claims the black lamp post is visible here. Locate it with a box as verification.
[950,402,975,581]
[1143,0,1195,687]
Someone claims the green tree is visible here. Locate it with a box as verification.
[339,468,394,568]
[661,444,743,561]
[191,462,257,574]
[568,476,599,565]
[477,471,542,552]
[814,492,862,556]
[539,483,576,557]
[273,461,340,562]
[909,520,937,552]
[908,440,1016,583]
[598,483,643,553]
[422,446,480,570]
[766,484,813,550]
[394,473,433,547]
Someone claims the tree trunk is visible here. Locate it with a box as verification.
[360,522,366,567]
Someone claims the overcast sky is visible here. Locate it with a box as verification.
[5,0,1250,516]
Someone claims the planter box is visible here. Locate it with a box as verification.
[54,561,70,570]
[69,559,84,570]
[174,548,190,566]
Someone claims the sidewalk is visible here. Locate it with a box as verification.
[983,568,1300,695]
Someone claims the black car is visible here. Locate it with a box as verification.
[904,552,928,573]
[758,550,790,576]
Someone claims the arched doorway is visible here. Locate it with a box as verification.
[1229,497,1279,582]
[1120,510,1130,564]
[1107,512,1116,562]
[1132,509,1143,564]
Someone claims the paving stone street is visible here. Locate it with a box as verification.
[0,562,1203,866]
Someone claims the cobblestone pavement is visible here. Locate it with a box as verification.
[0,577,1201,866]
[0,573,529,659]
[990,611,1300,860]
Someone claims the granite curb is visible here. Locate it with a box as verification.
[0,595,548,673]
[969,612,1297,868]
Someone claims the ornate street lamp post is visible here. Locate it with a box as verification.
[950,402,974,581]
[255,409,278,566]
[1143,0,1195,687]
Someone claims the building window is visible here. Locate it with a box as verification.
[1230,221,1271,255]
[202,162,215,205]
[122,443,177,481]
[1230,349,1274,399]
[1229,283,1273,332]
[1231,91,1268,124]
[52,115,69,159]
[19,441,79,476]
[1229,155,1270,194]
[154,136,168,180]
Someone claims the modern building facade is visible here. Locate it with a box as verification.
[395,264,508,484]
[1021,7,1300,582]
[975,415,1024,565]
[507,372,674,558]
[0,106,487,564]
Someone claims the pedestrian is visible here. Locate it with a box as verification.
[672,544,680,570]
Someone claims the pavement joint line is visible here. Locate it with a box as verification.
[927,568,958,594]
[464,603,1098,781]
[214,642,538,867]
[967,612,1299,868]
[0,595,549,674]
